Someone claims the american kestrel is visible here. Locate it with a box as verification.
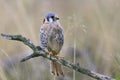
[40,13,64,76]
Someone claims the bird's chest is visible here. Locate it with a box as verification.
[47,26,63,53]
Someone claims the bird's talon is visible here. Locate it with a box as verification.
[55,54,64,59]
[48,52,53,55]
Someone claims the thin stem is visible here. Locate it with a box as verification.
[73,39,76,80]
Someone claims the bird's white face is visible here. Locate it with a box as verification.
[48,17,55,23]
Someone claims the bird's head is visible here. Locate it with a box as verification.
[43,13,59,23]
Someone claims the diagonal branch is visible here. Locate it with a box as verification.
[1,33,115,80]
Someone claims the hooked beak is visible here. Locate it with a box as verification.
[55,17,59,20]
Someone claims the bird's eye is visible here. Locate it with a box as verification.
[51,16,54,18]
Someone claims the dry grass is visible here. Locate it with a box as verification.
[0,0,120,80]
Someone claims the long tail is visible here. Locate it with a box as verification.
[51,61,64,76]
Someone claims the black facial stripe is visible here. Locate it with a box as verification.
[51,16,54,18]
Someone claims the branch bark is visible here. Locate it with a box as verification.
[1,33,115,80]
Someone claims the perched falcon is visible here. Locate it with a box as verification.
[40,13,64,76]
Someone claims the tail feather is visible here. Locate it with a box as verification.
[51,61,55,75]
[54,62,59,76]
[57,63,64,76]
[51,61,64,76]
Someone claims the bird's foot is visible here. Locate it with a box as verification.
[55,54,64,59]
[48,52,53,55]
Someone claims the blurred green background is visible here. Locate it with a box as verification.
[0,0,120,80]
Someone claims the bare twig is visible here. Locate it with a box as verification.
[1,33,115,80]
